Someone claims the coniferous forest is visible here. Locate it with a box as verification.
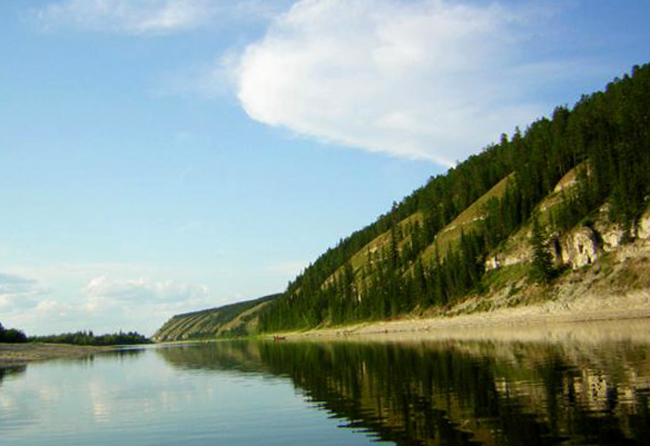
[259,64,650,332]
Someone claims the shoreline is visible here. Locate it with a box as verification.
[277,290,650,342]
[0,343,117,368]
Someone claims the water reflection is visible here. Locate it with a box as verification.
[0,366,26,387]
[158,332,650,445]
[157,341,267,375]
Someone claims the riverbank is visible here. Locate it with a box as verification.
[0,343,115,368]
[278,289,650,341]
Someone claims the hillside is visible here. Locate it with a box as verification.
[257,63,650,332]
[154,64,650,339]
[152,294,280,342]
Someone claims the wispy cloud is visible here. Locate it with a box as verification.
[34,0,284,35]
[82,275,211,305]
[233,0,571,165]
[0,272,48,311]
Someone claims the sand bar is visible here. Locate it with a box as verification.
[0,343,115,368]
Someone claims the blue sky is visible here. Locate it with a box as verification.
[1,0,648,336]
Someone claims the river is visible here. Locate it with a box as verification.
[1,319,650,445]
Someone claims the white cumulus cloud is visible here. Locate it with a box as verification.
[234,0,559,165]
[82,275,210,304]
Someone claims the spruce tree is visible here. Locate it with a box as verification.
[530,214,555,284]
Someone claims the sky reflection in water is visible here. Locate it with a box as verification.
[1,321,650,445]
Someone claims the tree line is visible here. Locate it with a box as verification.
[1,319,151,346]
[29,330,151,346]
[0,321,28,343]
[259,63,650,332]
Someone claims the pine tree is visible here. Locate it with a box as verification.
[530,214,555,284]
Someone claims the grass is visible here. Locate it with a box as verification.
[321,212,424,288]
[154,295,278,342]
[348,212,424,272]
[421,175,513,264]
[480,263,530,294]
[610,255,650,290]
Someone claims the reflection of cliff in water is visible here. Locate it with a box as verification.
[157,338,650,445]
[156,341,269,375]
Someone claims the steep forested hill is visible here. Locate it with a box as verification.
[154,64,650,340]
[258,63,650,332]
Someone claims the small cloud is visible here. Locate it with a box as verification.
[35,299,72,317]
[34,0,288,35]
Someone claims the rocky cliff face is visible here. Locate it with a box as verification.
[636,209,650,239]
[559,226,600,269]
[561,205,650,269]
[487,204,650,272]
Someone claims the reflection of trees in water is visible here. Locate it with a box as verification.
[156,341,269,375]
[0,366,26,387]
[158,340,650,445]
[110,348,147,360]
[257,342,558,445]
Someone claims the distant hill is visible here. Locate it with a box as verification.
[152,294,280,342]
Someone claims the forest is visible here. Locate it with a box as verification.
[0,321,28,343]
[1,319,151,346]
[28,330,151,346]
[259,63,650,332]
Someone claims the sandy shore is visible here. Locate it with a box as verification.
[280,290,650,342]
[0,343,116,368]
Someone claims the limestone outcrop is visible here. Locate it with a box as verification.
[486,204,650,272]
[560,227,599,269]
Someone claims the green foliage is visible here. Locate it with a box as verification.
[30,330,151,346]
[0,321,28,343]
[259,63,650,333]
[529,214,556,284]
[481,264,530,294]
[154,294,280,341]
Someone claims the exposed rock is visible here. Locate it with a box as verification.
[485,256,500,271]
[561,227,599,269]
[549,235,564,265]
[485,252,530,272]
[602,226,625,251]
[637,207,650,239]
[486,201,650,274]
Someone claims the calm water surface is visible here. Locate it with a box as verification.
[2,321,650,445]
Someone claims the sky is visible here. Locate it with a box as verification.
[1,0,649,336]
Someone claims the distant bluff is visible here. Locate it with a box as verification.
[153,294,280,342]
